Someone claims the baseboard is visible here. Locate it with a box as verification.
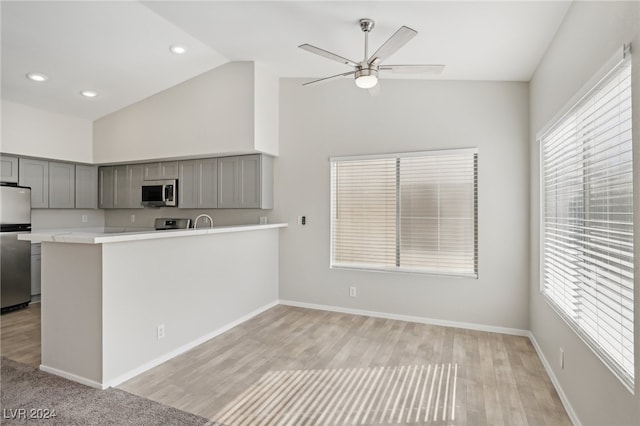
[527,332,581,426]
[103,300,279,389]
[279,299,530,337]
[40,365,107,390]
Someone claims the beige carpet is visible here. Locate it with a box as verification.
[0,357,223,426]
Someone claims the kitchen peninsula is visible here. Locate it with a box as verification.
[19,223,286,389]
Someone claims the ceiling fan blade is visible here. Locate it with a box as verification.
[299,44,359,67]
[302,70,356,86]
[379,64,445,74]
[368,26,417,64]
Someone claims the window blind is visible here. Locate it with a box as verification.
[330,149,478,277]
[541,52,633,389]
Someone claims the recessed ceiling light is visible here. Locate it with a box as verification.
[170,45,187,55]
[80,90,99,98]
[26,72,48,82]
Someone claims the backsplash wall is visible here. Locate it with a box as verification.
[32,209,105,231]
[104,208,276,229]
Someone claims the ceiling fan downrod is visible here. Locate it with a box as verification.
[356,18,378,88]
[359,18,374,62]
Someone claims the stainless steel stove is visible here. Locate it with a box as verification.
[154,218,192,230]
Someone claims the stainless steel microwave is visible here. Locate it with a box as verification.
[141,179,177,207]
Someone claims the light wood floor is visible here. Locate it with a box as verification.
[1,302,40,367]
[1,303,571,425]
[119,305,572,425]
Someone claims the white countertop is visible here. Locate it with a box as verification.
[19,223,288,244]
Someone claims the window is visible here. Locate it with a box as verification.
[540,48,633,389]
[330,149,478,277]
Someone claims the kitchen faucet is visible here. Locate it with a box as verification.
[193,214,214,229]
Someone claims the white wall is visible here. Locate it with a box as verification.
[1,101,104,230]
[254,62,279,156]
[93,62,279,164]
[529,1,640,425]
[39,228,280,387]
[276,78,530,331]
[101,229,279,384]
[1,100,93,163]
[41,242,103,384]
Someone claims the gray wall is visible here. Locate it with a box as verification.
[529,1,640,424]
[275,78,530,331]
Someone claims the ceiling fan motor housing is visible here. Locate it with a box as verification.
[354,65,379,88]
[355,65,378,80]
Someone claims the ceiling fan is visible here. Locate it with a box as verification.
[299,18,444,89]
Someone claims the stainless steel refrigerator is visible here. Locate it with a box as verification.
[1,184,31,312]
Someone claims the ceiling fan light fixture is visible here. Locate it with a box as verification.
[354,67,378,89]
[355,74,378,89]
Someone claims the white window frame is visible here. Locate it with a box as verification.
[330,148,478,278]
[538,44,634,392]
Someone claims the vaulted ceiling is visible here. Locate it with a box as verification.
[1,1,571,120]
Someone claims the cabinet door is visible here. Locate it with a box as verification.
[113,165,129,208]
[178,160,198,208]
[98,167,114,209]
[198,158,218,208]
[161,161,179,179]
[144,161,179,180]
[75,165,98,209]
[143,163,161,180]
[0,155,19,183]
[49,162,75,208]
[238,155,261,208]
[128,164,144,208]
[18,158,49,208]
[217,156,239,208]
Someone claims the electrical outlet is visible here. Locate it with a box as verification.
[349,286,357,297]
[130,214,136,223]
[560,348,565,369]
[298,216,307,226]
[157,324,165,340]
[81,215,88,223]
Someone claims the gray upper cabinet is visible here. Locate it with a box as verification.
[49,162,75,208]
[18,158,49,208]
[101,164,144,209]
[179,158,218,209]
[128,164,144,209]
[10,156,96,209]
[75,165,98,209]
[113,165,129,208]
[98,167,114,209]
[144,161,178,180]
[218,154,273,209]
[0,155,19,184]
